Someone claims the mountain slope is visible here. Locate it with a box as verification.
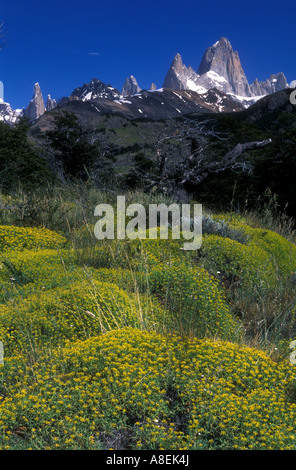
[31,86,244,126]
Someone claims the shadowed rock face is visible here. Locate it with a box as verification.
[197,37,252,97]
[163,53,186,90]
[25,82,46,120]
[71,78,121,101]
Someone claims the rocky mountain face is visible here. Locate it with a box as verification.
[52,66,244,119]
[163,37,289,107]
[197,37,252,96]
[122,76,141,96]
[250,73,288,96]
[71,78,120,101]
[46,94,57,111]
[25,82,46,120]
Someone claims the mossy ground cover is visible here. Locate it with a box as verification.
[1,200,296,450]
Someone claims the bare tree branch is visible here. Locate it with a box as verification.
[180,138,272,186]
[132,115,273,200]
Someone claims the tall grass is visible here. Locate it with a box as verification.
[242,189,296,243]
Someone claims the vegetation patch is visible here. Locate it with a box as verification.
[0,328,296,450]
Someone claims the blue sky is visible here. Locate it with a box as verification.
[0,0,295,110]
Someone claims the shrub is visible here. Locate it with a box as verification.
[227,219,296,278]
[0,279,164,356]
[200,234,274,288]
[247,228,296,279]
[203,215,296,282]
[0,328,295,450]
[0,249,78,302]
[0,225,66,252]
[144,260,238,340]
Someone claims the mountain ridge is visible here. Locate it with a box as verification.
[0,37,290,125]
[163,37,289,107]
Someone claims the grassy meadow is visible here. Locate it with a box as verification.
[1,183,296,450]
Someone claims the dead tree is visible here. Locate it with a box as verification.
[180,138,272,186]
[132,117,272,201]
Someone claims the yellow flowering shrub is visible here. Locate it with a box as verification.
[2,207,296,450]
[143,260,238,339]
[246,228,296,279]
[79,235,185,272]
[0,225,66,252]
[0,248,79,302]
[75,237,238,339]
[91,267,136,291]
[0,328,296,450]
[0,280,166,355]
[200,234,274,287]
[212,215,296,280]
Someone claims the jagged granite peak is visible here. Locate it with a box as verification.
[46,94,57,111]
[25,82,46,120]
[197,37,252,97]
[163,51,225,94]
[121,75,141,96]
[71,78,120,101]
[171,53,183,74]
[197,37,231,75]
[250,78,262,96]
[150,83,157,91]
[250,72,288,96]
[163,53,187,90]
